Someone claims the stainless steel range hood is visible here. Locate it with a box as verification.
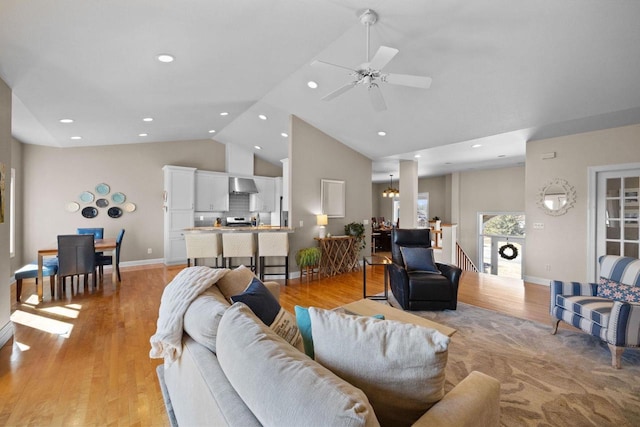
[229,177,258,194]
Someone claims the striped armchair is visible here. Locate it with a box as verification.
[550,255,640,369]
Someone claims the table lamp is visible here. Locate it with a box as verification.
[316,214,328,238]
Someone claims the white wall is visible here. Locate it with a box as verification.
[0,78,12,345]
[525,124,640,283]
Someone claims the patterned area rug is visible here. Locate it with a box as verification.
[384,297,640,426]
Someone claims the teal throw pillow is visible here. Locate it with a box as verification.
[400,246,441,274]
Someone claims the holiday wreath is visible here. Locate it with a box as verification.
[498,243,518,260]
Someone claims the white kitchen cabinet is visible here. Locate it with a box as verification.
[195,170,229,212]
[163,165,195,265]
[250,176,275,212]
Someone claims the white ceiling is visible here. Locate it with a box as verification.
[1,0,639,182]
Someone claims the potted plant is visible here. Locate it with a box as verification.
[296,247,321,281]
[344,222,366,249]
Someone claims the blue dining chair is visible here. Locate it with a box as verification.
[96,229,125,282]
[77,228,104,239]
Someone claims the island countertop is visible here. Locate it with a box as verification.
[184,226,296,233]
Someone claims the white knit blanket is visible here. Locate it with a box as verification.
[149,266,229,362]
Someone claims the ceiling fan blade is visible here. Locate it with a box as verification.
[321,81,358,101]
[311,60,357,73]
[368,84,387,112]
[385,73,432,89]
[368,46,399,70]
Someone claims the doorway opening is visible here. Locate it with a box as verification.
[478,213,525,279]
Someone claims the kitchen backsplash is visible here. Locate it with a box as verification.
[193,193,272,226]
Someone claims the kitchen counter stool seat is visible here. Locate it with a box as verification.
[258,232,289,285]
[222,233,256,271]
[185,233,222,267]
[15,259,59,302]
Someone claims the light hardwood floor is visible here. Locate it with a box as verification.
[1,262,553,426]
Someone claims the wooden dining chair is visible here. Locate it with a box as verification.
[57,234,97,297]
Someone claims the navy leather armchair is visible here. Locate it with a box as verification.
[388,228,462,311]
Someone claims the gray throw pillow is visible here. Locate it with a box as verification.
[400,246,440,274]
[309,307,449,427]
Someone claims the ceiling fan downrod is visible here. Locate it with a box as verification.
[359,9,378,63]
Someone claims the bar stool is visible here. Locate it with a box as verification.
[222,233,256,271]
[185,233,223,267]
[258,232,289,285]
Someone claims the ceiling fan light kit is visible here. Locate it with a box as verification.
[313,9,431,112]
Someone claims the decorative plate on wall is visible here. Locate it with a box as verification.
[79,191,95,203]
[96,198,109,208]
[65,202,80,213]
[81,206,98,218]
[108,207,123,218]
[123,202,136,212]
[95,183,110,195]
[111,192,126,204]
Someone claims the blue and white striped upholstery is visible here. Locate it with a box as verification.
[550,256,640,367]
[598,255,640,286]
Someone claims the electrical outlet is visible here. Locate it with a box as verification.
[299,220,304,228]
[148,248,153,254]
[545,264,551,271]
[363,219,369,225]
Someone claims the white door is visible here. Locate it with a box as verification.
[596,169,640,260]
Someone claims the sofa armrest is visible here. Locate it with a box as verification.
[412,371,500,427]
[606,300,640,347]
[549,280,597,314]
[263,281,281,302]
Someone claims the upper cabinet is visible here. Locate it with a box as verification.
[164,165,195,211]
[250,176,275,212]
[195,170,229,212]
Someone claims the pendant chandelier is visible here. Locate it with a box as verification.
[382,174,399,198]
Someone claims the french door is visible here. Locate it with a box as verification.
[596,169,640,260]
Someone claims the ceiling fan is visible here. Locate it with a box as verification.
[312,9,432,112]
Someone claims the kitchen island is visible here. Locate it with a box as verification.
[184,226,295,233]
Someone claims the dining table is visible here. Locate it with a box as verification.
[36,237,119,302]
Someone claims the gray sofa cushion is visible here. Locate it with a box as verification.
[183,285,228,352]
[217,303,380,427]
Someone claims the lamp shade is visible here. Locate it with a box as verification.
[316,214,328,226]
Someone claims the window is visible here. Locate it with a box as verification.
[417,193,429,227]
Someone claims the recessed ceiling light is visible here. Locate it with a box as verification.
[138,133,148,137]
[258,114,267,120]
[377,131,386,136]
[497,154,506,158]
[471,144,482,148]
[59,118,74,124]
[307,81,318,89]
[414,154,421,158]
[157,54,175,63]
[444,162,452,165]
[254,145,262,150]
[281,132,288,138]
[70,136,82,140]
[143,117,153,122]
[220,112,229,116]
[208,129,216,133]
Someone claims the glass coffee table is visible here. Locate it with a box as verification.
[363,255,393,300]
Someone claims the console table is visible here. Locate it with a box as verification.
[315,236,359,277]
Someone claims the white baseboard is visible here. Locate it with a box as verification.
[0,321,14,350]
[524,275,551,286]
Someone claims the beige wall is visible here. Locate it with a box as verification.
[254,156,282,177]
[525,124,640,283]
[10,138,22,275]
[418,175,447,221]
[0,78,10,336]
[457,166,526,264]
[289,116,372,272]
[20,139,228,265]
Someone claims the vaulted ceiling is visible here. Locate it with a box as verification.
[1,1,639,181]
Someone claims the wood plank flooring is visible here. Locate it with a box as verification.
[1,262,553,426]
